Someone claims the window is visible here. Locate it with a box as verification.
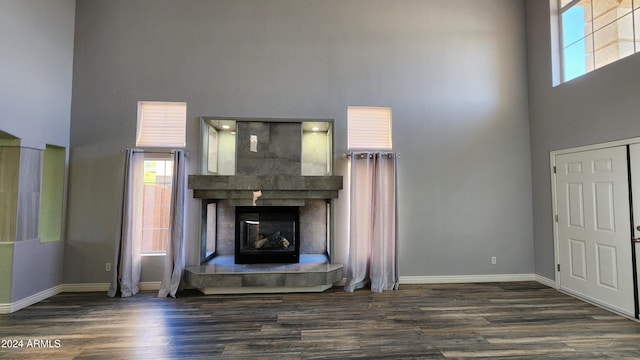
[558,0,640,82]
[347,106,392,150]
[136,101,187,147]
[134,101,185,255]
[141,156,173,255]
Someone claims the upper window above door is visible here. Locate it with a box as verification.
[556,0,640,83]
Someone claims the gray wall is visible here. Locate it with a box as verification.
[0,0,75,302]
[66,0,534,283]
[0,0,75,150]
[525,1,640,280]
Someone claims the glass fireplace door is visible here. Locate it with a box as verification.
[235,206,300,264]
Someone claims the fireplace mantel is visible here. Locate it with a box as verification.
[188,175,343,206]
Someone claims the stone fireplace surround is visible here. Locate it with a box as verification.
[184,175,343,294]
[184,119,344,294]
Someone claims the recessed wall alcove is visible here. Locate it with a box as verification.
[0,130,66,304]
[184,118,343,294]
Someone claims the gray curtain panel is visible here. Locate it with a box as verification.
[158,150,186,298]
[344,152,399,292]
[108,149,144,298]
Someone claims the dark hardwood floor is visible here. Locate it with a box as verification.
[1,282,640,359]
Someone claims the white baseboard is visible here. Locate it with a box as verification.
[0,285,64,314]
[0,282,162,314]
[399,273,536,284]
[560,287,635,319]
[534,274,556,288]
[335,274,551,288]
[62,283,110,292]
[139,282,161,291]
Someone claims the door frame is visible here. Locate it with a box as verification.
[550,136,640,317]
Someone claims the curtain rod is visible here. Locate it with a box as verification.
[342,152,400,159]
[120,148,190,157]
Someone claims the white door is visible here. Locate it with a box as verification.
[555,146,634,316]
[628,144,640,314]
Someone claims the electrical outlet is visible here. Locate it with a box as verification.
[105,262,111,271]
[491,256,497,265]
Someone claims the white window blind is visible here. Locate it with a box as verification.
[136,101,187,147]
[347,106,392,150]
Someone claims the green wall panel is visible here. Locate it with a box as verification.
[0,147,19,243]
[39,145,65,242]
[0,244,13,303]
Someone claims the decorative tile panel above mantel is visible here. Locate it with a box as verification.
[188,175,343,206]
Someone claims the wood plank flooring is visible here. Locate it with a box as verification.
[1,282,640,359]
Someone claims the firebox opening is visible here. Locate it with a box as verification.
[235,206,300,264]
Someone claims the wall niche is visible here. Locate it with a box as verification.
[199,117,333,176]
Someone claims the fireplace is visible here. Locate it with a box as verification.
[189,119,343,267]
[235,206,300,264]
[185,118,344,293]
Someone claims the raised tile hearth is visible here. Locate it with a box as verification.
[185,255,343,294]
